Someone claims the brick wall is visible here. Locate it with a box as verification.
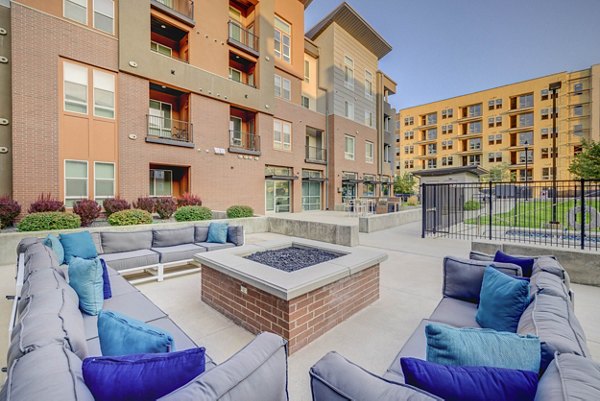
[202,263,379,354]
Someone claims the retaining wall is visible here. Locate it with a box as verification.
[358,208,421,233]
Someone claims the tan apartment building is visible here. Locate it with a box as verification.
[395,66,600,182]
[1,0,396,214]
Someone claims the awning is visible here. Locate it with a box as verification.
[362,179,379,184]
[302,177,327,182]
[342,178,362,184]
[265,174,299,181]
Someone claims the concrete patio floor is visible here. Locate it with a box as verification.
[0,221,598,400]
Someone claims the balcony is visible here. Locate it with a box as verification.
[305,146,327,164]
[151,17,189,63]
[146,115,194,148]
[229,131,260,155]
[229,52,256,88]
[151,0,194,26]
[228,21,259,57]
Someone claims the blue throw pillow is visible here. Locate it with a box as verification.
[98,310,175,356]
[99,258,112,300]
[426,323,541,372]
[493,250,535,277]
[68,257,104,315]
[83,348,206,401]
[476,266,530,332]
[207,222,228,244]
[401,357,538,401]
[60,231,98,264]
[44,234,65,264]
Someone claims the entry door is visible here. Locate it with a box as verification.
[302,181,321,211]
[266,180,290,213]
[229,117,242,146]
[342,182,356,204]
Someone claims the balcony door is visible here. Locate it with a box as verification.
[229,116,242,146]
[149,100,172,138]
[229,6,242,42]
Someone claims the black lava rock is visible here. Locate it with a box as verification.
[245,246,343,272]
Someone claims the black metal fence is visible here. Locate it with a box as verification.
[421,179,600,251]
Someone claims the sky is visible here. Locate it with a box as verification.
[305,0,600,110]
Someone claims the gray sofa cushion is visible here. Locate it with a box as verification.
[195,226,209,243]
[19,268,78,314]
[310,351,441,401]
[152,244,205,264]
[107,274,139,297]
[100,249,159,271]
[530,271,570,300]
[91,232,103,254]
[24,243,58,279]
[196,242,236,252]
[535,353,600,401]
[153,227,195,248]
[534,257,571,289]
[227,226,244,246]
[518,293,589,371]
[384,319,429,382]
[429,297,480,329]
[159,332,289,401]
[0,344,94,401]
[442,256,522,303]
[100,230,153,253]
[16,237,42,255]
[9,289,87,366]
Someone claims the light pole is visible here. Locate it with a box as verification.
[549,81,561,225]
[524,140,529,200]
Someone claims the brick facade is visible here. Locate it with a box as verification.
[201,264,380,354]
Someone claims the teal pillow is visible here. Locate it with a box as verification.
[426,323,541,372]
[476,266,530,332]
[98,310,175,356]
[68,257,104,316]
[207,222,228,244]
[60,231,98,264]
[44,234,64,264]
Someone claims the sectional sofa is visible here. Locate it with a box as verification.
[1,237,289,400]
[310,255,598,400]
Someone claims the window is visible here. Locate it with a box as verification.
[364,70,373,99]
[574,104,583,116]
[541,128,549,139]
[488,117,495,128]
[274,16,291,63]
[65,160,88,207]
[229,67,242,83]
[495,99,502,109]
[542,168,553,180]
[468,155,481,166]
[446,124,453,134]
[425,112,437,125]
[383,145,391,162]
[148,100,172,137]
[93,70,115,118]
[64,62,88,114]
[496,116,502,126]
[304,60,310,82]
[273,119,291,151]
[301,96,310,109]
[404,160,414,169]
[344,135,355,160]
[468,104,482,117]
[519,113,534,127]
[541,89,549,100]
[446,108,453,118]
[150,169,173,196]
[151,41,173,56]
[541,148,549,159]
[364,111,373,127]
[441,156,453,166]
[427,159,437,169]
[442,140,453,150]
[344,100,354,120]
[274,75,291,100]
[574,124,583,135]
[488,152,502,163]
[519,94,534,109]
[404,131,414,140]
[65,0,87,24]
[488,134,502,145]
[488,100,495,110]
[427,128,437,140]
[404,145,415,154]
[365,141,374,163]
[94,162,114,202]
[518,131,533,145]
[469,138,481,150]
[344,56,354,89]
[573,83,583,95]
[541,108,549,120]
[427,143,437,155]
[93,0,114,34]
[468,121,482,134]
[518,150,533,163]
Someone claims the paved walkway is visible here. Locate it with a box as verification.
[0,221,598,400]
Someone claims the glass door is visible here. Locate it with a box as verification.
[149,100,172,138]
[342,182,356,204]
[229,116,242,146]
[302,181,321,211]
[265,180,290,213]
[229,6,242,43]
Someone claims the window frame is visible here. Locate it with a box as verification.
[93,69,115,119]
[93,161,115,202]
[64,0,88,25]
[344,135,355,160]
[273,119,292,151]
[304,59,310,82]
[344,100,354,120]
[365,141,374,164]
[93,0,114,34]
[149,168,173,197]
[63,61,89,115]
[274,16,291,63]
[64,159,89,207]
[301,95,310,109]
[364,69,373,100]
[344,56,354,90]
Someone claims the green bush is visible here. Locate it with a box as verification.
[18,212,81,232]
[464,200,482,211]
[108,209,153,226]
[174,206,212,222]
[226,205,254,219]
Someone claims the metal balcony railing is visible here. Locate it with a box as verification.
[147,115,193,143]
[152,0,194,21]
[229,130,260,152]
[305,146,327,162]
[228,21,259,54]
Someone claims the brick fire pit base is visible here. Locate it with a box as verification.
[201,263,380,354]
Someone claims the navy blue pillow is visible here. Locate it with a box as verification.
[99,259,112,300]
[83,347,206,401]
[493,250,535,277]
[401,357,538,401]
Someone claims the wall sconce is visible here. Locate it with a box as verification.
[337,187,341,193]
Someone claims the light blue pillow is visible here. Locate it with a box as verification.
[476,266,530,332]
[426,323,541,372]
[44,234,64,264]
[207,222,228,244]
[98,310,175,356]
[60,231,98,264]
[68,257,104,316]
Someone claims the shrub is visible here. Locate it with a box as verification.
[103,197,131,217]
[226,205,254,219]
[174,206,212,222]
[0,197,21,229]
[18,212,80,232]
[154,197,177,219]
[28,193,65,213]
[72,199,102,227]
[133,196,156,214]
[108,209,153,226]
[464,200,482,211]
[406,196,419,206]
[177,193,202,207]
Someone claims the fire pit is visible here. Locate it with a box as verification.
[195,238,387,353]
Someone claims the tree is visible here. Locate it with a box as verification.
[569,140,600,179]
[394,173,416,194]
[481,163,511,182]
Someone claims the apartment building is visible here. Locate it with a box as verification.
[0,0,396,213]
[396,66,600,182]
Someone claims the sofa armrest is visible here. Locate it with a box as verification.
[310,352,442,401]
[443,257,522,303]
